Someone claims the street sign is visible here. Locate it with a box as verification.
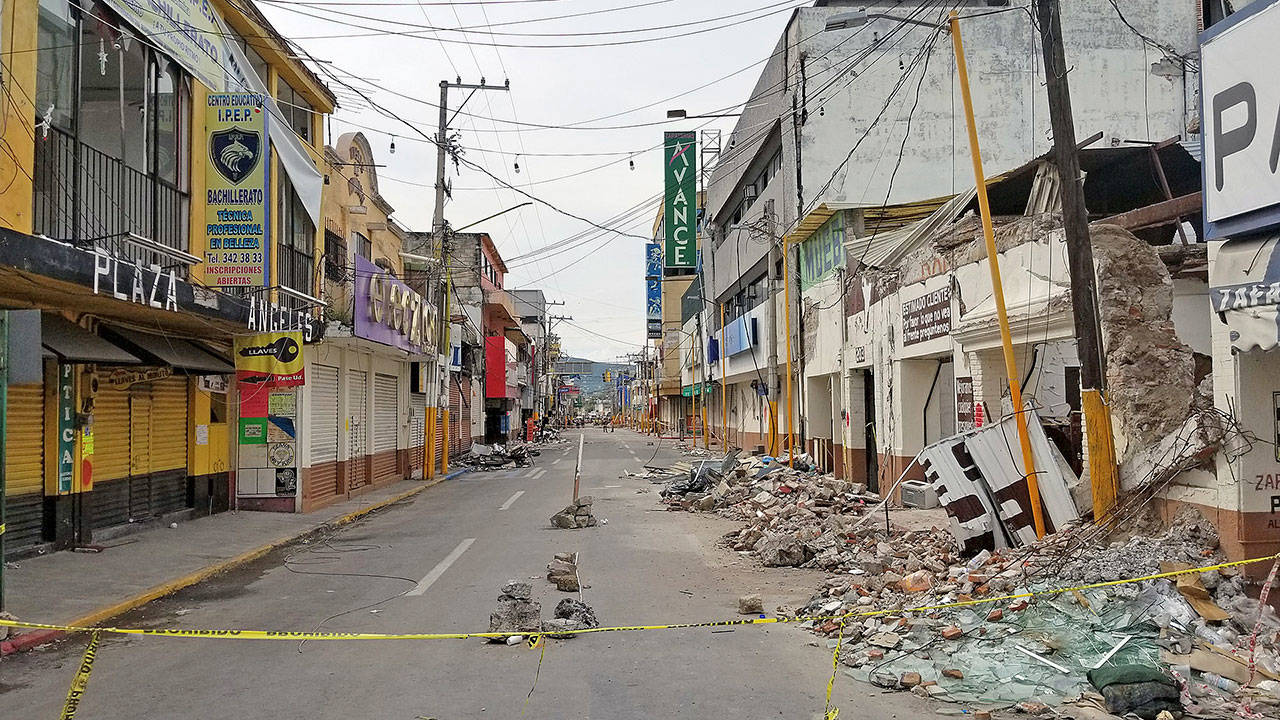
[663,131,697,268]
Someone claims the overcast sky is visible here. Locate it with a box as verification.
[257,0,800,362]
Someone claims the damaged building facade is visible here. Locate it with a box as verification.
[656,0,1280,566]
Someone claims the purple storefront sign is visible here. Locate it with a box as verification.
[354,254,435,353]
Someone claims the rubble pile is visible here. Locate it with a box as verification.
[457,443,538,471]
[546,552,580,592]
[788,522,1280,717]
[488,580,541,641]
[550,496,597,529]
[650,451,1280,715]
[541,598,599,639]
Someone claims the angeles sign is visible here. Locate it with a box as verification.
[663,131,697,268]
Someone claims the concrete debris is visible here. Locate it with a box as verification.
[458,443,539,471]
[542,598,599,639]
[738,594,764,615]
[1092,225,1196,463]
[488,580,541,641]
[550,496,597,529]
[547,553,581,592]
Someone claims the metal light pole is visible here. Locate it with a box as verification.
[824,8,1045,536]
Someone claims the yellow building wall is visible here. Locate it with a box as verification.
[0,0,38,233]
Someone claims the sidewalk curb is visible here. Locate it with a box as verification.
[0,470,469,657]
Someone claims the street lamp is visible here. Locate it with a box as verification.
[666,108,741,120]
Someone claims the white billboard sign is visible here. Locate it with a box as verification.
[1203,1,1280,235]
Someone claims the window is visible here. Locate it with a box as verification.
[352,231,371,259]
[324,230,347,281]
[32,0,191,263]
[278,80,313,145]
[278,164,315,302]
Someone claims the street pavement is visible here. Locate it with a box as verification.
[1,429,942,719]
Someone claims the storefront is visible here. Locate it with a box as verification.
[1201,1,1280,568]
[281,254,432,513]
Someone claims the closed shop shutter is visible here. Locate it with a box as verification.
[93,386,131,482]
[433,400,445,469]
[149,377,188,472]
[348,370,368,490]
[127,388,153,519]
[148,376,190,515]
[6,384,45,496]
[458,376,472,455]
[372,373,398,480]
[308,364,340,503]
[4,383,45,550]
[409,392,425,473]
[448,376,461,456]
[91,385,132,529]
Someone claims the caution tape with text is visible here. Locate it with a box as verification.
[2,551,1276,644]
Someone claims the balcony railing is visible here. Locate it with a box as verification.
[278,244,315,309]
[32,127,189,274]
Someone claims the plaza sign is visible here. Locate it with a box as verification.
[663,131,697,268]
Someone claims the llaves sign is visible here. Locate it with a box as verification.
[664,131,697,269]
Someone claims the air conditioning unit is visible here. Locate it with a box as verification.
[900,480,939,509]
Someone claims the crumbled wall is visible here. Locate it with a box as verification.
[1090,224,1196,462]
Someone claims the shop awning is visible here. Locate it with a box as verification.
[1210,234,1280,351]
[40,314,141,364]
[102,327,236,373]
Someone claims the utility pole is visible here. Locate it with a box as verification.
[764,200,781,456]
[538,300,565,420]
[1034,0,1119,521]
[949,12,1045,538]
[431,77,509,471]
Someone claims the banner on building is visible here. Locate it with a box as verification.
[800,211,847,291]
[234,332,305,387]
[646,278,662,339]
[663,131,697,268]
[205,93,268,288]
[99,0,323,226]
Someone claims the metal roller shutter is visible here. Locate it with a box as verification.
[6,384,45,496]
[410,392,425,474]
[128,389,153,519]
[308,365,340,502]
[149,377,188,472]
[4,383,45,550]
[91,385,131,530]
[93,386,131,482]
[372,373,398,480]
[348,370,368,490]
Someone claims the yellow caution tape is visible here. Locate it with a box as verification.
[0,552,1274,643]
[59,631,99,720]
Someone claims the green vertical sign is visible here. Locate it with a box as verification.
[663,131,697,268]
[57,364,75,493]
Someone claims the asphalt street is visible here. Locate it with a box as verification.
[1,429,942,719]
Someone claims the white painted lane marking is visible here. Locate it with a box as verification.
[499,490,525,511]
[406,538,476,597]
[531,468,545,479]
[552,458,561,465]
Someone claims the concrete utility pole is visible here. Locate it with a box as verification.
[430,77,509,472]
[764,199,781,456]
[1034,0,1120,521]
[537,300,565,419]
